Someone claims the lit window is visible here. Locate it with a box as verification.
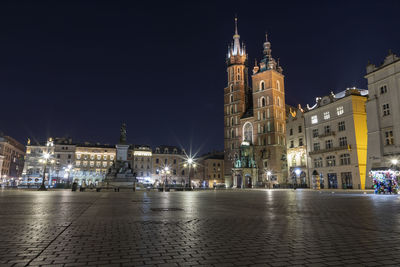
[337,106,344,116]
[76,154,81,160]
[385,130,394,145]
[102,162,107,167]
[314,157,323,168]
[76,161,80,166]
[313,129,319,137]
[96,162,100,167]
[97,155,101,160]
[313,143,320,151]
[110,155,114,160]
[323,111,330,120]
[90,155,94,160]
[326,155,336,167]
[311,115,318,124]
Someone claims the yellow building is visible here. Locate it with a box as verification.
[304,89,368,189]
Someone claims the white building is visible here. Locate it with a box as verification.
[304,88,368,189]
[286,105,308,187]
[365,51,400,188]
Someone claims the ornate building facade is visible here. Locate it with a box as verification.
[224,19,287,188]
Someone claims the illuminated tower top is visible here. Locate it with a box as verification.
[256,33,283,74]
[227,17,247,66]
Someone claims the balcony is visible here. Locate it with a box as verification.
[309,144,351,155]
[318,131,336,138]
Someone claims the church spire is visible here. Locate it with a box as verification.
[232,16,241,56]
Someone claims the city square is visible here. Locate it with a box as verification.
[1,189,400,266]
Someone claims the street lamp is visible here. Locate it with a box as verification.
[294,168,301,188]
[64,164,73,187]
[38,152,55,191]
[183,156,196,190]
[161,166,170,192]
[265,170,272,189]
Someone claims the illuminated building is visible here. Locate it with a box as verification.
[0,134,25,186]
[224,18,287,187]
[303,88,368,189]
[286,105,308,187]
[74,143,116,185]
[195,151,224,188]
[365,50,400,188]
[132,145,153,184]
[152,146,187,185]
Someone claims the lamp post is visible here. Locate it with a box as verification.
[38,152,54,191]
[266,171,272,189]
[161,166,170,192]
[294,168,301,190]
[64,164,73,187]
[184,157,196,190]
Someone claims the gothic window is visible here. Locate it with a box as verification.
[277,96,281,107]
[267,96,270,105]
[260,80,265,91]
[261,97,266,107]
[237,67,240,80]
[230,94,234,103]
[231,129,235,138]
[230,84,234,92]
[231,117,234,126]
[243,122,253,143]
[277,80,280,91]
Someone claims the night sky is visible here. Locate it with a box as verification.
[1,1,399,154]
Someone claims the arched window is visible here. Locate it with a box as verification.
[261,97,266,107]
[277,80,280,91]
[231,106,234,114]
[260,80,265,91]
[277,96,281,107]
[231,117,234,126]
[230,94,234,103]
[237,67,240,80]
[231,129,235,138]
[230,84,234,92]
[267,96,270,105]
[243,122,253,143]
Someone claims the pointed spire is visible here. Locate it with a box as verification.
[232,17,241,56]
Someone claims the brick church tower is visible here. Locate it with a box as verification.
[224,20,287,187]
[223,18,250,181]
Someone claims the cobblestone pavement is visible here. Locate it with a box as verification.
[1,189,400,266]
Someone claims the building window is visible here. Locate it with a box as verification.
[260,80,265,90]
[314,157,323,168]
[337,106,344,116]
[341,172,353,189]
[299,138,303,146]
[156,158,159,163]
[385,130,394,145]
[231,129,235,138]
[290,140,294,148]
[338,121,345,131]
[262,111,266,120]
[325,140,333,149]
[383,104,390,116]
[261,97,266,107]
[267,96,270,105]
[276,80,280,91]
[289,129,293,135]
[340,154,351,165]
[339,137,347,147]
[110,155,114,160]
[267,122,271,132]
[323,111,330,120]
[230,84,234,92]
[298,125,302,133]
[326,155,336,167]
[230,95,234,103]
[311,115,318,124]
[313,129,319,137]
[277,97,281,107]
[380,85,387,94]
[313,143,320,151]
[324,125,331,134]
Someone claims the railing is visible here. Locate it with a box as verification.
[309,145,350,155]
[318,131,336,138]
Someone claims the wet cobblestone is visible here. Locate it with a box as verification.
[0,189,399,266]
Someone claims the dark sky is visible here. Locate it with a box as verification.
[1,1,399,154]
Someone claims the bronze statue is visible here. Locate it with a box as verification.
[119,123,127,144]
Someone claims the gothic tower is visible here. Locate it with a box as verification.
[224,18,249,181]
[251,34,287,184]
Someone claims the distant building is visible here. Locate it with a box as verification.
[74,143,116,185]
[195,151,224,188]
[131,145,152,183]
[304,88,368,189]
[152,146,187,185]
[0,134,25,185]
[365,50,400,188]
[286,105,308,187]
